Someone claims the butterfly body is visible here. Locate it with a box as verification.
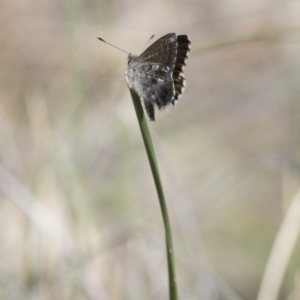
[125,33,191,120]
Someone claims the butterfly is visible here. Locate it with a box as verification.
[98,33,191,121]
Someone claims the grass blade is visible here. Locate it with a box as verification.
[129,88,178,300]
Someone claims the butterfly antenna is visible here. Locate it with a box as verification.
[97,37,129,55]
[140,34,155,53]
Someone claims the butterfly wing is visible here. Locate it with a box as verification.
[128,63,175,120]
[138,33,191,103]
[172,35,190,102]
[137,33,178,69]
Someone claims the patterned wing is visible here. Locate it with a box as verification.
[137,33,178,70]
[128,63,175,120]
[172,35,191,102]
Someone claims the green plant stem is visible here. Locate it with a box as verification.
[129,88,178,300]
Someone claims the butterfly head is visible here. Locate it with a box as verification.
[127,53,137,66]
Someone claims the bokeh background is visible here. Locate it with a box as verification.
[1,0,300,299]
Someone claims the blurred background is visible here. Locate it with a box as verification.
[1,0,300,299]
